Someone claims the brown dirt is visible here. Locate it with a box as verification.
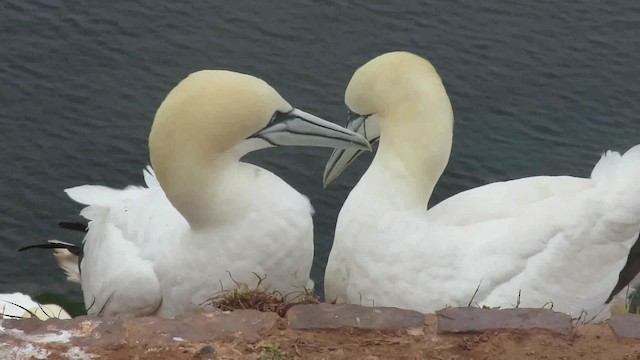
[40,316,640,360]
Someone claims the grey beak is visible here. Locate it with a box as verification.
[323,114,380,187]
[251,108,372,151]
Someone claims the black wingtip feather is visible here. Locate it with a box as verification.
[18,241,83,256]
[58,221,88,232]
[605,232,640,304]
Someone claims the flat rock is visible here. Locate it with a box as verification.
[609,313,640,339]
[0,316,125,347]
[437,307,572,335]
[0,309,278,352]
[123,309,279,344]
[286,303,424,330]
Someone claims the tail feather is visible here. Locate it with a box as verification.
[53,248,81,283]
[19,240,82,284]
[65,184,141,221]
[42,165,157,286]
[65,165,157,221]
[19,240,83,256]
[64,185,137,207]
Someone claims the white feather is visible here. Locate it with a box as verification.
[71,165,314,318]
[0,293,39,319]
[52,249,81,284]
[328,145,640,322]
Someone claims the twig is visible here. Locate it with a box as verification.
[467,279,483,307]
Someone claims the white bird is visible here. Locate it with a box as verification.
[21,304,72,320]
[26,70,370,318]
[0,292,71,320]
[1,292,38,319]
[323,51,640,322]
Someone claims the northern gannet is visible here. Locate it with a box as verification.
[26,70,370,318]
[1,292,71,319]
[323,51,640,322]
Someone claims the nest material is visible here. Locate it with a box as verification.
[204,273,319,317]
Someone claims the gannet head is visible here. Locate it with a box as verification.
[323,51,453,187]
[148,70,371,225]
[150,70,370,165]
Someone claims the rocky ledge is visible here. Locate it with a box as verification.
[1,304,639,359]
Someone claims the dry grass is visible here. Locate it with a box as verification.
[467,284,640,323]
[202,273,319,317]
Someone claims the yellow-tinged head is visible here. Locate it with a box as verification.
[324,52,454,203]
[150,70,289,162]
[345,51,445,119]
[148,70,370,226]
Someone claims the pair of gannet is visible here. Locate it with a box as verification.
[27,52,639,322]
[26,71,370,318]
[323,51,640,322]
[1,292,71,320]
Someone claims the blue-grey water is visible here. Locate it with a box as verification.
[1,1,639,309]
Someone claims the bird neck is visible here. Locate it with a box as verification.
[151,147,238,230]
[352,107,453,212]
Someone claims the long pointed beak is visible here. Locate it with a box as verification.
[251,108,371,151]
[323,114,380,187]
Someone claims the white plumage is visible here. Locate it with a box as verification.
[0,292,39,319]
[323,52,640,322]
[0,292,71,320]
[69,165,315,318]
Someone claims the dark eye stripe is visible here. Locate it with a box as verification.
[269,111,281,124]
[346,107,361,123]
[270,110,292,124]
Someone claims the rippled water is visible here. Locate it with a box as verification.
[1,1,639,305]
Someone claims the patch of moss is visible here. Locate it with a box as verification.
[256,343,291,360]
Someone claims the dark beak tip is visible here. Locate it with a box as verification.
[321,174,333,188]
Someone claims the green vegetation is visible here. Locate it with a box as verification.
[256,343,292,360]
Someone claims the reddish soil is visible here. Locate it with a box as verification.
[42,316,640,360]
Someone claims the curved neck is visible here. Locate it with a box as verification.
[351,106,453,212]
[151,148,238,230]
